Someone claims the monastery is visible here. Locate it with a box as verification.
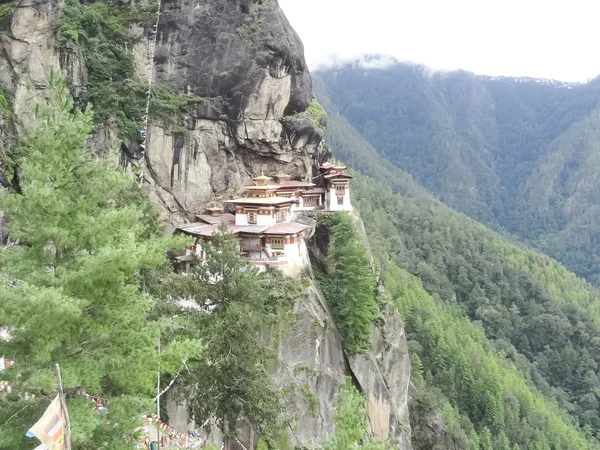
[175,162,353,276]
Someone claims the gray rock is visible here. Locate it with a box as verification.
[0,2,414,448]
[142,0,327,227]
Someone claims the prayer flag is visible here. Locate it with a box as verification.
[27,395,65,450]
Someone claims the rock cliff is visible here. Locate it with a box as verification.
[0,0,328,227]
[145,0,327,227]
[0,1,412,448]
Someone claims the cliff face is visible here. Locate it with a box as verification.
[0,1,412,448]
[0,0,327,227]
[271,279,412,450]
[142,0,328,226]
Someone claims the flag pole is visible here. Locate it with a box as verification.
[157,335,161,449]
[55,364,72,450]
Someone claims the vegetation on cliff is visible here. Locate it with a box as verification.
[0,2,15,32]
[0,82,11,119]
[306,97,328,134]
[323,378,387,450]
[315,212,377,355]
[0,77,198,448]
[148,225,307,447]
[58,0,201,140]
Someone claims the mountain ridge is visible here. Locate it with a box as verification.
[314,61,600,283]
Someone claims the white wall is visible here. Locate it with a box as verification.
[327,187,352,211]
[257,213,277,226]
[235,212,249,226]
[235,210,278,226]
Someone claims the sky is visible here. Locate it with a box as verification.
[278,0,600,83]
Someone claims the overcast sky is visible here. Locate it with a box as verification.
[278,0,600,83]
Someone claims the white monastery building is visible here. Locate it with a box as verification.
[175,163,353,276]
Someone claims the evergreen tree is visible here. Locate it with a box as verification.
[0,76,194,448]
[530,432,551,450]
[323,377,386,450]
[319,212,377,355]
[166,226,304,442]
[494,432,511,450]
[479,427,493,450]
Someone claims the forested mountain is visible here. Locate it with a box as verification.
[315,95,600,447]
[313,62,600,284]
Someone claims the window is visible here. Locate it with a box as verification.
[247,211,257,224]
[276,209,286,223]
[335,184,346,194]
[270,237,285,249]
[337,195,344,205]
[304,196,317,207]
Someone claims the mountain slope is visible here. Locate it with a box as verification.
[315,92,600,446]
[313,62,600,283]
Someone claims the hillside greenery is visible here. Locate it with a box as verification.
[314,63,600,284]
[314,92,600,447]
[351,171,600,449]
[0,76,198,448]
[314,212,378,355]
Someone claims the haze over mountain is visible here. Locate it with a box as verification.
[314,60,600,284]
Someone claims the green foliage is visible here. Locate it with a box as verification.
[325,167,598,448]
[389,264,589,449]
[58,0,147,139]
[316,212,377,355]
[314,63,600,285]
[58,0,194,140]
[0,2,15,31]
[318,79,600,444]
[306,97,327,133]
[300,384,320,418]
[351,171,600,443]
[154,227,305,442]
[148,85,203,128]
[322,378,387,450]
[0,82,11,118]
[0,76,195,448]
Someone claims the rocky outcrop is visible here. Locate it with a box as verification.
[350,302,412,448]
[246,272,412,449]
[300,218,413,449]
[144,0,328,227]
[0,0,60,130]
[0,0,328,229]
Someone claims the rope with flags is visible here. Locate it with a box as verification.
[137,0,163,183]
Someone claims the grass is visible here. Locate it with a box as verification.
[0,83,12,118]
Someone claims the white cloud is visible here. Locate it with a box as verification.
[279,0,600,82]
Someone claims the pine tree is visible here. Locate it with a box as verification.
[479,427,493,450]
[166,226,303,442]
[0,75,194,448]
[322,212,377,355]
[494,431,511,450]
[323,377,387,450]
[529,432,551,450]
